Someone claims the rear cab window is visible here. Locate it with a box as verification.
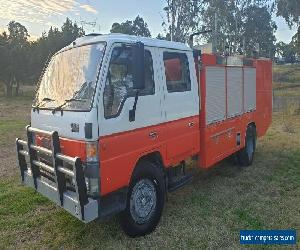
[163,52,191,93]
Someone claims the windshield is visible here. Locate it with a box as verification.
[33,42,106,111]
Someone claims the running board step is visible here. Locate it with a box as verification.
[168,174,193,192]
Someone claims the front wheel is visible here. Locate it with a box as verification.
[119,161,165,237]
[237,125,257,166]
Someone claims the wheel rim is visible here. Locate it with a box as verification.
[130,179,157,225]
[246,133,254,160]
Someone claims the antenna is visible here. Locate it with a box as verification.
[80,19,99,33]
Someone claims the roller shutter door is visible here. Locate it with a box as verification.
[206,67,226,124]
[244,68,256,112]
[227,67,243,118]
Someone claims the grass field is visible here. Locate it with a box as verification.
[0,70,300,248]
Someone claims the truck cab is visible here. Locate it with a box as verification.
[16,34,201,236]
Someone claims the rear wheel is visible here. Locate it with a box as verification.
[119,161,165,237]
[237,125,257,166]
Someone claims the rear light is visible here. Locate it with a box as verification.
[84,141,99,197]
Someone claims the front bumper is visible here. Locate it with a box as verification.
[16,126,99,223]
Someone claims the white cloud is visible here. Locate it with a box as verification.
[0,0,97,25]
[79,4,98,14]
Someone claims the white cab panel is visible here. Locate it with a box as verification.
[31,107,98,140]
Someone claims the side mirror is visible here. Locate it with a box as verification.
[132,42,145,90]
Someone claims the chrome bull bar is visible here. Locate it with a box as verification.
[16,125,98,223]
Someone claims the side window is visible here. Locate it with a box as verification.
[163,52,191,92]
[103,46,155,118]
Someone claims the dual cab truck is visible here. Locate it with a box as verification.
[16,34,272,237]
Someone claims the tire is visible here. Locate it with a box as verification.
[119,160,165,237]
[237,125,257,166]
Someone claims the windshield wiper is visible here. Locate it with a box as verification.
[52,98,86,114]
[33,97,55,111]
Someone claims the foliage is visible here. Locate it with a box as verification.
[276,41,297,63]
[201,0,276,57]
[110,16,151,37]
[0,21,30,97]
[276,0,300,53]
[276,0,300,27]
[0,18,84,97]
[161,0,277,57]
[162,0,203,42]
[29,18,84,84]
[243,5,277,57]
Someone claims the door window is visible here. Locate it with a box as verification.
[163,52,191,93]
[103,46,154,118]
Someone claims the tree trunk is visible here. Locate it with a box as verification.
[15,82,20,96]
[5,83,12,98]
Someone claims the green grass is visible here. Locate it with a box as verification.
[0,70,299,248]
[273,64,300,84]
[0,120,27,146]
[1,123,299,248]
[0,120,27,132]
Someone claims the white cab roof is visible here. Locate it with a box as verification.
[63,33,192,52]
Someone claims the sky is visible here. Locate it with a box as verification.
[0,0,297,43]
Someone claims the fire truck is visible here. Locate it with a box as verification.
[16,34,272,237]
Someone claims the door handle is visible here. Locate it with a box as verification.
[188,122,194,127]
[149,131,158,139]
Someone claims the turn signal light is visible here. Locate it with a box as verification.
[86,141,98,162]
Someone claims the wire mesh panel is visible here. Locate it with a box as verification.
[244,68,256,112]
[206,67,226,124]
[227,67,243,118]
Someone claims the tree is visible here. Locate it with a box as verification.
[28,18,85,85]
[292,26,300,54]
[162,0,203,42]
[0,21,30,97]
[276,0,300,27]
[0,32,10,95]
[199,0,276,57]
[243,5,277,57]
[110,16,151,37]
[275,41,296,63]
[201,0,242,52]
[0,18,85,97]
[276,0,300,54]
[61,18,85,46]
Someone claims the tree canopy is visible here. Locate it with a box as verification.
[0,18,84,97]
[110,16,151,37]
[162,0,277,56]
[276,0,300,27]
[163,0,203,42]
